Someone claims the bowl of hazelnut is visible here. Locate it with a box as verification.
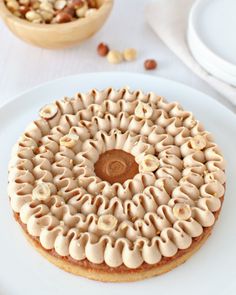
[0,0,113,48]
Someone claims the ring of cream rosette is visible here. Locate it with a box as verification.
[8,88,226,269]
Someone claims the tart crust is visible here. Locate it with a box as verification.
[14,197,223,282]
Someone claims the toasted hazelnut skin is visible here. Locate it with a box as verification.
[62,6,76,17]
[97,42,109,57]
[5,0,98,24]
[107,50,123,64]
[144,59,157,70]
[123,48,137,61]
[55,11,72,23]
[19,5,30,16]
[87,0,97,8]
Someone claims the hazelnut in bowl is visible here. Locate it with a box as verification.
[0,0,113,49]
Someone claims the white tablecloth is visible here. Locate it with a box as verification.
[0,0,228,109]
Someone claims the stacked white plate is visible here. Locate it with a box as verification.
[188,0,236,86]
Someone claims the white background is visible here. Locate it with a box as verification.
[0,0,227,107]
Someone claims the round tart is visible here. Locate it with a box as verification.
[8,88,226,282]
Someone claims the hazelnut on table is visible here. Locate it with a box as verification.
[144,59,158,70]
[97,42,110,56]
[107,50,123,64]
[123,48,137,61]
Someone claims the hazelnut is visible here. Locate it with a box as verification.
[40,10,54,22]
[190,135,206,150]
[97,42,109,56]
[173,203,191,220]
[144,59,157,70]
[39,1,54,12]
[87,0,97,8]
[6,0,19,12]
[60,134,79,148]
[54,0,67,10]
[19,0,29,5]
[32,182,51,201]
[5,0,97,24]
[107,50,123,64]
[97,214,118,232]
[39,104,58,120]
[55,11,72,23]
[123,48,137,61]
[75,2,88,17]
[68,0,84,9]
[25,10,42,22]
[85,8,96,17]
[134,101,153,119]
[62,6,75,17]
[139,154,159,172]
[19,5,30,16]
[31,1,40,10]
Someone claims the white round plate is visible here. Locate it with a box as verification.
[0,73,236,295]
[188,0,236,86]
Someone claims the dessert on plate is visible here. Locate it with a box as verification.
[8,87,226,282]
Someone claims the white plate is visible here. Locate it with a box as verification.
[188,0,236,86]
[1,72,236,295]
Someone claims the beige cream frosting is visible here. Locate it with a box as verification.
[8,88,226,269]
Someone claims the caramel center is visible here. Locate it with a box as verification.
[94,149,139,184]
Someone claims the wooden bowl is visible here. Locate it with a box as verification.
[0,0,113,49]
